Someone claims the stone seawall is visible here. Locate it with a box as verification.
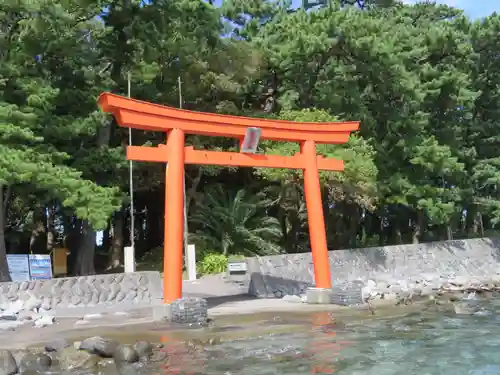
[0,271,163,312]
[247,238,500,298]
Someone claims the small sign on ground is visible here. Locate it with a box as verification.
[228,261,248,273]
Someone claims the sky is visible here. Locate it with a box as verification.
[286,0,499,19]
[401,0,499,19]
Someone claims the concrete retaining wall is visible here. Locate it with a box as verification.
[0,271,163,311]
[247,238,500,298]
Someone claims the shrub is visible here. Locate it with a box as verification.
[197,253,228,275]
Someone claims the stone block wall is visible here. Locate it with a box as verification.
[247,238,500,298]
[0,271,163,311]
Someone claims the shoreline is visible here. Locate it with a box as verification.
[0,289,493,375]
[0,290,461,351]
[1,272,497,351]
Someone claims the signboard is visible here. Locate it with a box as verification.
[227,261,247,273]
[29,254,53,280]
[240,127,262,154]
[7,254,30,282]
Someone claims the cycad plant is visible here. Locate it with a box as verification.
[189,184,283,256]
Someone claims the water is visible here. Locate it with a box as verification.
[134,297,500,375]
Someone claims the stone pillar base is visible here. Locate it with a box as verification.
[153,304,172,321]
[306,288,333,304]
[153,297,208,325]
[331,281,364,306]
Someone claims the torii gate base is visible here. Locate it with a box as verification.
[98,93,360,303]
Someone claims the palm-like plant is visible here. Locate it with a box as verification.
[263,183,310,253]
[189,184,283,256]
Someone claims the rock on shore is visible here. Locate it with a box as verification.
[0,298,55,330]
[0,350,18,375]
[0,337,164,374]
[280,275,500,310]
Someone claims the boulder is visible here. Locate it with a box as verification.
[53,346,102,371]
[3,300,24,315]
[134,341,153,359]
[148,348,168,363]
[0,315,17,321]
[0,320,24,331]
[78,336,119,358]
[19,352,52,372]
[45,338,71,352]
[33,315,55,328]
[114,345,139,364]
[0,350,18,375]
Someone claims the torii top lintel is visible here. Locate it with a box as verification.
[98,93,360,144]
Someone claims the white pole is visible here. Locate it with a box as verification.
[178,76,183,110]
[178,76,189,271]
[126,72,135,272]
[187,244,197,281]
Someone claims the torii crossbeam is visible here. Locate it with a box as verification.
[98,93,360,303]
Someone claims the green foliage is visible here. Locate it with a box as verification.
[197,253,228,275]
[257,108,378,208]
[189,184,283,256]
[0,19,122,230]
[3,0,500,278]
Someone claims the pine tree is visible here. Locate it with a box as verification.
[0,0,121,280]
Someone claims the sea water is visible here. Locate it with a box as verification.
[139,297,500,375]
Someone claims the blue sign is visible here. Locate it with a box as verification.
[7,254,30,282]
[28,254,52,280]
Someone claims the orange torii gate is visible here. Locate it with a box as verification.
[98,93,360,303]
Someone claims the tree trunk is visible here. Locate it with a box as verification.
[446,225,453,240]
[185,168,203,215]
[412,210,425,244]
[278,206,288,250]
[347,204,360,248]
[109,209,124,269]
[137,213,146,255]
[376,214,385,246]
[29,205,47,254]
[465,204,479,237]
[390,213,404,245]
[286,213,301,253]
[73,113,113,274]
[146,191,163,250]
[102,222,111,253]
[73,220,96,276]
[64,215,80,275]
[478,212,484,237]
[46,204,55,253]
[0,185,12,282]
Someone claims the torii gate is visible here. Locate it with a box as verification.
[98,93,360,303]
